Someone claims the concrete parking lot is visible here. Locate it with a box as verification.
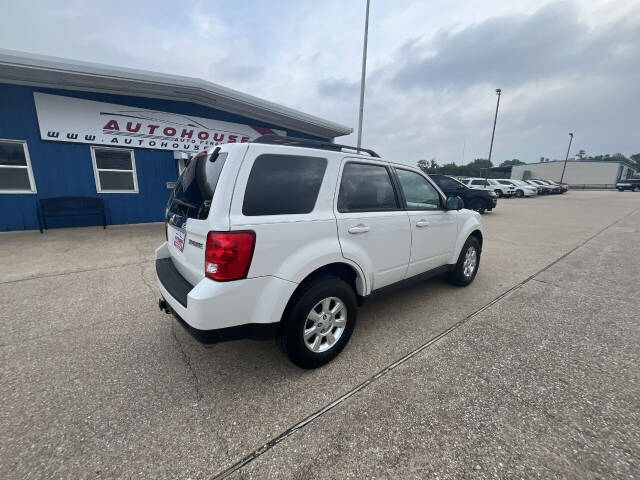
[1,190,638,479]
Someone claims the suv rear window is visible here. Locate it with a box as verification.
[242,154,327,216]
[167,150,228,219]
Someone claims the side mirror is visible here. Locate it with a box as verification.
[445,196,464,211]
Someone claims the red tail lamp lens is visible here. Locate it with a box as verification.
[205,231,256,281]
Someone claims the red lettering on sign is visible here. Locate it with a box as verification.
[213,133,225,142]
[241,136,250,143]
[198,131,209,140]
[164,127,177,136]
[148,125,159,134]
[126,122,141,132]
[181,129,194,138]
[228,135,237,143]
[103,120,120,130]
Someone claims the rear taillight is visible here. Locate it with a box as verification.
[205,231,256,281]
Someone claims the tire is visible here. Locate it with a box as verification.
[494,189,503,198]
[280,275,357,369]
[633,186,639,192]
[618,188,625,192]
[515,189,524,198]
[468,199,487,214]
[446,236,481,287]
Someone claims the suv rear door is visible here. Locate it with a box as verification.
[335,160,411,291]
[166,147,236,285]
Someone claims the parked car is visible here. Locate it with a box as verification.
[616,179,640,191]
[532,179,563,194]
[526,180,553,194]
[429,174,498,213]
[462,178,515,198]
[156,136,483,368]
[496,179,537,197]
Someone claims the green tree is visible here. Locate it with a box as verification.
[500,159,525,167]
[576,149,587,160]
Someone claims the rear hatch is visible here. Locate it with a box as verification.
[166,148,230,285]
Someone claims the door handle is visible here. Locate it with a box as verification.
[416,220,430,228]
[348,224,370,234]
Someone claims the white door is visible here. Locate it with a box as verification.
[394,168,459,277]
[335,160,411,292]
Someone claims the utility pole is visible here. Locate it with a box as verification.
[462,140,466,166]
[356,0,370,151]
[560,133,574,184]
[486,88,501,186]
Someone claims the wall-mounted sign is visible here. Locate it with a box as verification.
[33,92,285,152]
[166,182,177,189]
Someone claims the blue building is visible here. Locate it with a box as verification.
[0,49,351,231]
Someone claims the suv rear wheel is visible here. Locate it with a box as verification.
[494,189,503,198]
[280,275,357,369]
[446,236,481,286]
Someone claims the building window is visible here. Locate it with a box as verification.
[0,139,37,194]
[91,147,138,193]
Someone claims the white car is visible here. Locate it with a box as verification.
[496,179,537,197]
[463,178,515,197]
[156,136,483,368]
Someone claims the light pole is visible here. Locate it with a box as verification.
[560,133,573,184]
[356,0,371,151]
[485,88,501,186]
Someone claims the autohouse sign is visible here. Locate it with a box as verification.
[33,92,284,152]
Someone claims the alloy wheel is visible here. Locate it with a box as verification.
[463,246,477,278]
[303,297,347,353]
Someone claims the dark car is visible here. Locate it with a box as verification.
[428,174,497,213]
[616,179,640,191]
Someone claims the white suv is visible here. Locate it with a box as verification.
[464,178,515,197]
[156,136,483,368]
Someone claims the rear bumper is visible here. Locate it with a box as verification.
[158,297,279,344]
[155,243,297,340]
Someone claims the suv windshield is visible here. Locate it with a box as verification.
[167,150,228,220]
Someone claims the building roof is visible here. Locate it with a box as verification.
[512,159,637,171]
[0,49,352,140]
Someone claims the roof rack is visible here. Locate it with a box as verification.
[252,134,380,158]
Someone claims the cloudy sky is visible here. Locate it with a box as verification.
[2,0,639,166]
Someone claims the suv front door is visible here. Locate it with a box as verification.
[335,160,411,292]
[394,168,459,276]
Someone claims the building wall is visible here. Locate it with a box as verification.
[0,83,326,231]
[510,161,626,187]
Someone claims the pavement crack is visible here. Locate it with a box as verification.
[171,323,204,405]
[0,260,152,285]
[138,262,157,299]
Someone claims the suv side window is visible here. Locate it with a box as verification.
[396,169,441,210]
[338,162,398,212]
[471,179,485,186]
[436,176,464,190]
[242,154,327,216]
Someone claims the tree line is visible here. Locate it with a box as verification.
[417,152,640,178]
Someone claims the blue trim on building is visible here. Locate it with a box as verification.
[0,83,327,231]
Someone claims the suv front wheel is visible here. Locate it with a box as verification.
[280,275,357,369]
[446,236,481,286]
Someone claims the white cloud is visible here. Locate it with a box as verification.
[1,0,639,165]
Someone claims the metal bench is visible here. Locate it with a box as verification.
[37,196,107,233]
